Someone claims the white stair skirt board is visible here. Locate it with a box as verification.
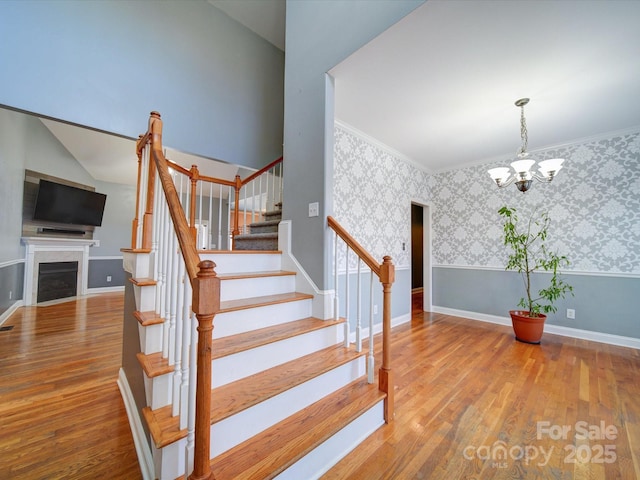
[122,251,152,278]
[143,370,172,410]
[211,324,344,388]
[201,252,282,274]
[210,357,366,458]
[138,323,163,355]
[133,284,155,312]
[219,274,296,302]
[276,401,385,480]
[213,298,313,339]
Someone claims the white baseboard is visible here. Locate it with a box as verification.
[348,312,411,344]
[431,306,640,350]
[88,286,125,294]
[117,368,155,480]
[0,300,24,327]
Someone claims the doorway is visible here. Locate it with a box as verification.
[411,202,431,313]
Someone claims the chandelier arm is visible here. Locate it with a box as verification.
[531,171,553,183]
[495,176,517,189]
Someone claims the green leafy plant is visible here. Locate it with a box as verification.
[498,206,573,317]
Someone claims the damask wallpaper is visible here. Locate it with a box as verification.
[432,130,640,274]
[334,123,640,275]
[333,124,430,269]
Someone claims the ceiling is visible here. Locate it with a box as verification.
[39,0,640,184]
[330,0,640,172]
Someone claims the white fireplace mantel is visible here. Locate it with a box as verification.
[22,237,100,306]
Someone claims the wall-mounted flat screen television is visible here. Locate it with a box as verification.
[33,179,107,227]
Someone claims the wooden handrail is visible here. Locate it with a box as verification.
[327,216,380,277]
[327,215,395,423]
[241,156,283,186]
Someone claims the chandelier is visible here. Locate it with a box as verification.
[488,98,564,193]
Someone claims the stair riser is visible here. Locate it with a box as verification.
[200,253,282,274]
[234,238,278,251]
[210,356,366,458]
[212,324,344,388]
[220,275,295,302]
[276,401,385,480]
[214,299,313,339]
[249,224,278,234]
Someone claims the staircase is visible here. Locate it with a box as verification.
[126,248,386,480]
[234,206,282,251]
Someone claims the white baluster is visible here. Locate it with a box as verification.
[172,258,185,417]
[344,246,350,347]
[217,184,223,251]
[185,307,198,475]
[161,215,172,359]
[334,233,340,322]
[227,185,232,249]
[208,182,213,250]
[356,259,362,353]
[168,228,178,368]
[179,276,192,429]
[368,271,375,384]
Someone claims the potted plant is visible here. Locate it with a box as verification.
[498,206,573,344]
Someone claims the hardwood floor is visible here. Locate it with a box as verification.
[0,293,141,479]
[1,292,638,479]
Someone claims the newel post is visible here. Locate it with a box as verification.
[141,111,162,250]
[379,255,395,423]
[188,260,220,480]
[131,134,144,249]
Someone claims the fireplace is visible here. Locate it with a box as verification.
[22,237,100,306]
[37,261,79,303]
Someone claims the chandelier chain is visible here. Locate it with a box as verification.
[518,104,528,157]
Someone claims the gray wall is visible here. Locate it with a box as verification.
[434,267,639,338]
[0,0,284,170]
[283,0,424,290]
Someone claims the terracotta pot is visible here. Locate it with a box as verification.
[509,310,547,344]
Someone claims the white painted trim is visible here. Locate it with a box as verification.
[89,255,123,261]
[0,300,24,327]
[431,306,640,350]
[0,258,24,269]
[433,264,640,279]
[278,220,333,319]
[88,286,125,294]
[117,368,155,480]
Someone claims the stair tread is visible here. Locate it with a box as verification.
[219,291,312,313]
[217,270,296,281]
[144,344,366,448]
[211,379,386,480]
[129,277,156,286]
[213,317,344,359]
[133,310,163,326]
[136,352,173,378]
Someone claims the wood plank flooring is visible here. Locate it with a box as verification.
[1,292,639,479]
[0,293,140,479]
